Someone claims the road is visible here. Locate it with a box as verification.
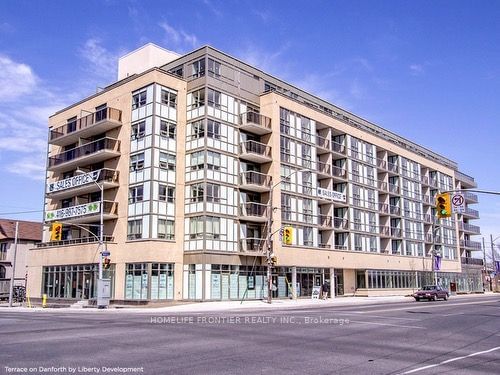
[0,295,499,374]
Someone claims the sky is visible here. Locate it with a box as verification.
[0,0,499,245]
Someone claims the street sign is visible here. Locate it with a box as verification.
[102,251,110,257]
[451,193,465,214]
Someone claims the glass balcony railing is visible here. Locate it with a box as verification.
[50,107,122,142]
[48,138,120,168]
[239,112,272,134]
[239,171,271,190]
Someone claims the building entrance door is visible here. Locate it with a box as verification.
[334,269,344,296]
[83,272,92,299]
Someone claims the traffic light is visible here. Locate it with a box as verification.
[103,257,111,270]
[283,226,293,245]
[271,255,278,266]
[50,222,62,241]
[436,193,451,218]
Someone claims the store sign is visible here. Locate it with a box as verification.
[47,170,101,193]
[316,187,346,202]
[45,202,100,221]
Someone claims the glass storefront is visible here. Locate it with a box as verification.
[125,263,174,300]
[42,264,115,299]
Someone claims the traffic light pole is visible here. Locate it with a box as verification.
[8,221,19,307]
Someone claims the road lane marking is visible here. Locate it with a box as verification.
[400,346,500,374]
[360,299,499,313]
[340,312,421,321]
[349,320,423,329]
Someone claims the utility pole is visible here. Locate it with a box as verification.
[482,237,488,292]
[491,234,497,291]
[8,221,19,307]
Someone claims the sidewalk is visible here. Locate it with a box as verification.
[1,292,496,314]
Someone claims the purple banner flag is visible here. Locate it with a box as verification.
[434,255,442,271]
[495,260,500,273]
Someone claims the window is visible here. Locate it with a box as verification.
[158,219,175,239]
[62,198,73,208]
[0,243,7,260]
[206,151,221,170]
[67,116,77,133]
[132,90,147,109]
[207,119,221,139]
[189,217,204,238]
[353,209,362,231]
[130,153,145,171]
[206,217,220,239]
[206,183,220,202]
[190,151,205,170]
[280,136,291,162]
[207,88,221,108]
[160,120,176,139]
[281,194,292,220]
[190,120,205,139]
[159,152,176,171]
[161,89,177,108]
[191,183,205,202]
[129,185,144,203]
[301,117,311,141]
[354,234,362,251]
[191,89,205,108]
[159,184,175,203]
[131,121,145,139]
[369,237,377,252]
[191,58,205,77]
[127,219,142,240]
[208,59,221,77]
[303,226,313,246]
[169,65,183,77]
[352,185,361,207]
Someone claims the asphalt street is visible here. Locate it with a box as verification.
[0,295,499,375]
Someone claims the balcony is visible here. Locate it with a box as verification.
[460,239,482,251]
[239,171,271,192]
[46,168,119,200]
[318,215,333,228]
[423,214,433,224]
[387,162,398,174]
[458,222,481,235]
[50,107,122,146]
[464,192,478,203]
[420,175,429,185]
[422,195,432,205]
[388,184,400,194]
[331,166,347,180]
[461,257,484,267]
[377,158,387,170]
[332,141,346,155]
[379,203,389,214]
[45,200,118,224]
[240,238,267,254]
[36,235,114,248]
[390,227,402,238]
[239,202,268,222]
[333,217,349,230]
[425,233,433,243]
[48,138,120,172]
[239,140,272,163]
[239,112,272,135]
[379,226,390,237]
[389,205,401,215]
[463,207,480,219]
[378,181,388,191]
[316,135,330,154]
[316,161,331,178]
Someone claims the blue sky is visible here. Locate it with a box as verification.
[0,0,499,241]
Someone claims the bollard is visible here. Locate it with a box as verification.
[42,293,47,308]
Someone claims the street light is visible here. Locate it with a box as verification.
[75,168,107,308]
[266,168,308,304]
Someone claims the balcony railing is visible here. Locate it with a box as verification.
[461,257,484,266]
[240,238,267,253]
[332,166,347,178]
[332,141,346,154]
[379,203,389,214]
[388,184,399,194]
[239,171,271,191]
[240,202,268,221]
[377,158,387,170]
[464,207,480,219]
[316,161,331,176]
[378,181,388,191]
[379,226,390,236]
[390,227,402,237]
[36,235,114,248]
[239,140,272,162]
[48,137,120,168]
[318,215,332,227]
[316,135,330,150]
[458,222,481,234]
[45,200,118,223]
[460,240,482,251]
[333,217,349,230]
[389,205,401,215]
[464,192,478,203]
[240,112,272,134]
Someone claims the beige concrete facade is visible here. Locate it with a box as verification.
[28,44,481,303]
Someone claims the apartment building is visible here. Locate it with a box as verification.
[27,43,482,303]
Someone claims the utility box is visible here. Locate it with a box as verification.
[97,279,111,308]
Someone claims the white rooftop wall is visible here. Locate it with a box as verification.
[118,43,180,80]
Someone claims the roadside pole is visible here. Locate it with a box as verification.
[8,221,19,307]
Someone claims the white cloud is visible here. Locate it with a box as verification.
[79,38,119,82]
[159,22,200,52]
[235,42,291,77]
[6,155,45,180]
[203,0,223,18]
[410,64,424,75]
[0,55,38,101]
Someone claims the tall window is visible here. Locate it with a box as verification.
[208,59,221,77]
[159,152,176,171]
[206,183,220,202]
[191,58,205,78]
[159,184,175,203]
[191,89,205,108]
[303,226,313,246]
[130,153,145,171]
[131,121,145,139]
[281,194,292,221]
[206,217,220,239]
[132,90,147,109]
[0,243,7,261]
[354,234,362,251]
[127,219,143,240]
[158,219,175,240]
[207,89,221,108]
[190,120,205,139]
[207,151,221,170]
[160,89,177,108]
[207,119,221,139]
[160,120,176,139]
[129,185,144,203]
